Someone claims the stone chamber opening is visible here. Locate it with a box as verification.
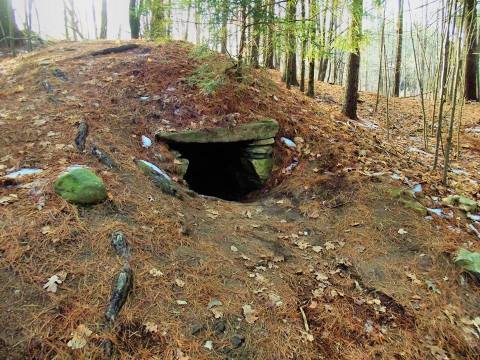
[169,141,272,201]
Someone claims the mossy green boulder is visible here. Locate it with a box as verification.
[54,167,107,204]
[455,248,480,279]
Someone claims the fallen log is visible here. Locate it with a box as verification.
[90,44,139,56]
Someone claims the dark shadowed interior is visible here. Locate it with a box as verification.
[169,141,263,201]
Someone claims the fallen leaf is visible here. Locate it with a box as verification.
[43,271,67,293]
[67,324,92,349]
[0,194,18,205]
[175,278,185,288]
[398,228,408,235]
[324,242,335,250]
[149,268,163,277]
[267,293,283,307]
[242,304,258,324]
[144,322,158,333]
[406,272,422,285]
[175,349,190,360]
[207,299,223,309]
[211,308,223,319]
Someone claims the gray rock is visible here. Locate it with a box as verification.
[213,319,226,335]
[191,323,206,335]
[136,160,179,197]
[231,335,245,348]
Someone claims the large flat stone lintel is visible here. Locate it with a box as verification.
[155,119,279,144]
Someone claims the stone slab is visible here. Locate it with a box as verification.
[156,119,279,144]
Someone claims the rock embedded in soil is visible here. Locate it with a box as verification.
[104,264,133,324]
[191,323,206,335]
[135,160,178,197]
[213,319,226,335]
[230,335,245,348]
[53,167,107,204]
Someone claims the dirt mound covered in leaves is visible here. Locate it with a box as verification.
[0,41,479,359]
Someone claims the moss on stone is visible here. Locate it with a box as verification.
[54,168,107,204]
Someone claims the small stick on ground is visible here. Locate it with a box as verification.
[299,306,310,333]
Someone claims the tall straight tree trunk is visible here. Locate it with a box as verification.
[236,3,247,78]
[443,1,466,183]
[92,0,98,39]
[184,0,191,41]
[299,0,307,91]
[129,0,140,39]
[374,3,385,112]
[393,0,403,97]
[285,0,299,87]
[250,0,261,67]
[318,0,330,81]
[264,0,275,68]
[25,0,33,51]
[194,0,200,44]
[220,0,228,54]
[433,0,453,170]
[342,0,362,119]
[63,0,70,40]
[100,0,107,39]
[464,0,478,100]
[306,0,317,97]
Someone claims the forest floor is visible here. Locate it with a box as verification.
[0,40,479,360]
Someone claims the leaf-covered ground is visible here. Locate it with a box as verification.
[0,41,479,359]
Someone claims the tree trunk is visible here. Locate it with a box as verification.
[299,0,307,91]
[464,0,478,101]
[100,0,107,39]
[375,3,385,112]
[306,0,317,97]
[184,0,191,41]
[236,3,247,78]
[250,0,261,67]
[433,0,453,170]
[220,0,228,53]
[0,0,20,47]
[195,0,200,44]
[151,0,166,39]
[129,0,140,39]
[92,0,98,39]
[264,0,275,68]
[393,0,403,97]
[342,0,362,119]
[285,0,299,87]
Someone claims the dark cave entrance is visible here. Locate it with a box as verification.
[169,141,265,201]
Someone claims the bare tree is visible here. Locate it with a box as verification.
[464,0,477,101]
[393,0,404,97]
[342,0,362,119]
[100,0,107,39]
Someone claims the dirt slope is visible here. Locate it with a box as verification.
[0,41,479,359]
